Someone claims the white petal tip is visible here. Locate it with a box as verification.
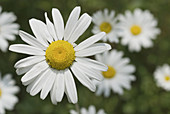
[52,8,59,12]
[40,96,46,100]
[8,45,12,51]
[83,13,92,20]
[52,102,57,105]
[105,44,111,50]
[75,6,81,10]
[91,88,96,92]
[101,32,106,35]
[72,101,78,104]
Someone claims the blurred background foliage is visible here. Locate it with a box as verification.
[0,0,170,114]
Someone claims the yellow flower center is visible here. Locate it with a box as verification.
[102,66,116,79]
[45,40,75,70]
[99,22,112,34]
[0,88,2,97]
[165,75,170,81]
[130,25,142,35]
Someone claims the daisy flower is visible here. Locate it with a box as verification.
[70,105,106,114]
[0,6,19,52]
[9,6,111,104]
[118,8,160,52]
[95,50,136,97]
[92,9,120,43]
[154,64,170,91]
[0,73,19,114]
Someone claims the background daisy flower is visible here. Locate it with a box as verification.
[118,8,161,52]
[92,9,120,43]
[9,6,111,105]
[0,6,19,52]
[154,64,170,91]
[95,50,136,97]
[0,73,19,114]
[70,105,106,114]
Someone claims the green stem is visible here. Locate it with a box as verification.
[75,103,80,114]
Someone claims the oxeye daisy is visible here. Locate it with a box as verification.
[94,50,136,97]
[0,6,19,52]
[92,9,120,43]
[118,8,160,52]
[154,64,170,91]
[0,73,19,114]
[70,105,106,114]
[9,6,111,104]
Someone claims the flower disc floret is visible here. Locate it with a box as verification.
[102,66,116,78]
[100,22,112,33]
[45,40,75,70]
[130,25,142,35]
[165,75,170,81]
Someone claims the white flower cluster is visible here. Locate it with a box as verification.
[0,4,169,114]
[92,8,160,52]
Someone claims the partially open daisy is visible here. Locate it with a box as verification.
[154,64,170,91]
[9,7,111,104]
[0,73,19,114]
[92,9,120,43]
[70,105,106,114]
[94,50,136,97]
[118,8,160,52]
[0,6,19,52]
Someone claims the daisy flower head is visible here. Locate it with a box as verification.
[0,73,19,114]
[95,50,136,97]
[9,6,111,105]
[70,105,106,114]
[0,6,19,52]
[92,9,120,43]
[118,8,161,52]
[154,64,170,91]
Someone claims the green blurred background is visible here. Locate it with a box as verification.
[0,0,170,113]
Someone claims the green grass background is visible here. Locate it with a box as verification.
[0,0,170,113]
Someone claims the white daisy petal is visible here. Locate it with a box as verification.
[29,19,49,46]
[45,12,58,41]
[40,69,56,100]
[64,69,77,104]
[74,32,106,51]
[9,44,45,55]
[52,8,64,40]
[16,65,34,75]
[21,61,49,83]
[26,74,42,93]
[76,57,108,71]
[0,38,8,52]
[14,56,45,68]
[56,71,65,102]
[50,71,58,105]
[71,62,96,92]
[64,86,72,103]
[68,13,92,43]
[64,6,81,41]
[76,62,103,81]
[29,69,50,96]
[19,30,47,50]
[75,43,111,57]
